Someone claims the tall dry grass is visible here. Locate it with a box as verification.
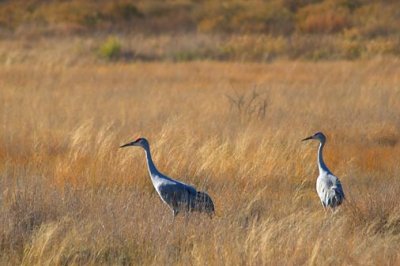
[1,59,400,265]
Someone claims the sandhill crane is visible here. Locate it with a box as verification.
[120,137,214,219]
[302,132,345,210]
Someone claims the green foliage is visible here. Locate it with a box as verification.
[98,37,122,61]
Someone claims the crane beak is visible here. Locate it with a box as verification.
[301,136,313,141]
[120,142,135,148]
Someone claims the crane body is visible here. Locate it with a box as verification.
[120,138,214,218]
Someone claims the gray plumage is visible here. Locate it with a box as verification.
[302,132,345,210]
[120,137,214,218]
[192,191,215,215]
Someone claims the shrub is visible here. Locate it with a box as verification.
[196,2,243,33]
[104,2,144,22]
[170,50,205,62]
[365,38,400,57]
[259,2,294,35]
[353,3,400,38]
[98,37,122,61]
[341,39,363,59]
[296,1,352,34]
[225,88,268,122]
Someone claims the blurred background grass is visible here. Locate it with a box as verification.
[1,0,400,63]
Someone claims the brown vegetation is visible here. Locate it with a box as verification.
[1,0,400,37]
[1,0,400,61]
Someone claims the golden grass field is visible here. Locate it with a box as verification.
[1,58,400,265]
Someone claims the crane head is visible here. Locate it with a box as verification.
[302,132,326,142]
[120,137,149,148]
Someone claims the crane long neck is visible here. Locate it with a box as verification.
[317,140,330,174]
[143,144,160,178]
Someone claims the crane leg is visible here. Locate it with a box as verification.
[184,211,190,225]
[172,209,179,223]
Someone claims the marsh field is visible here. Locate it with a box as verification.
[1,1,400,264]
[1,56,400,265]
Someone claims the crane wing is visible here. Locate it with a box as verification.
[175,180,197,196]
[157,181,197,210]
[156,172,198,197]
[317,174,345,208]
